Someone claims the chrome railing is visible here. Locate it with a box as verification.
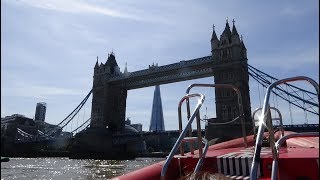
[271,132,319,180]
[250,76,319,180]
[252,107,284,139]
[194,137,209,172]
[186,83,248,147]
[161,93,205,179]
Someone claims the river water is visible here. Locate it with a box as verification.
[1,157,164,179]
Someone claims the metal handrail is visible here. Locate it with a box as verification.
[161,93,205,179]
[252,107,284,138]
[186,83,248,147]
[271,132,319,180]
[194,138,209,172]
[250,76,319,180]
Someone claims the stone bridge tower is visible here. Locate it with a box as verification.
[206,19,252,141]
[91,53,127,131]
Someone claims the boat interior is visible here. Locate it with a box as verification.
[115,76,319,180]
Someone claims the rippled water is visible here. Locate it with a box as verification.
[1,157,164,179]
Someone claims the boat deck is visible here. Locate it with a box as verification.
[114,131,319,180]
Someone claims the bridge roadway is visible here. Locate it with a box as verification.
[12,124,318,144]
[108,56,248,90]
[280,124,319,133]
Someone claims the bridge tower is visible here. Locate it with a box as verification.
[206,19,252,141]
[70,54,146,159]
[91,53,127,131]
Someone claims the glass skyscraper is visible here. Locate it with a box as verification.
[149,85,165,132]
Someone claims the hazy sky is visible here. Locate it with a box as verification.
[1,0,319,131]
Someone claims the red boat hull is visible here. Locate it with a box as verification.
[113,131,319,180]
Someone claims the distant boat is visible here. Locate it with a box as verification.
[1,156,10,162]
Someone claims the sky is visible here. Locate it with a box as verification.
[1,0,319,132]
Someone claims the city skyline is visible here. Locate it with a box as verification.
[1,0,319,131]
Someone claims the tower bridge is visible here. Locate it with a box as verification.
[90,20,250,134]
[4,20,318,160]
[69,20,252,159]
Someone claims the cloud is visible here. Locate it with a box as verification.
[7,0,168,23]
[17,0,139,20]
[2,0,318,129]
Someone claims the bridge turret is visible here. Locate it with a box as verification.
[229,19,247,61]
[94,56,99,69]
[240,35,247,59]
[105,52,121,76]
[211,19,247,62]
[220,18,232,46]
[93,56,103,87]
[94,56,100,76]
[211,19,233,62]
[231,19,240,45]
[123,62,131,77]
[211,24,220,57]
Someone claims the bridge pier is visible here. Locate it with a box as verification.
[69,127,146,160]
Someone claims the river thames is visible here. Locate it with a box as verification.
[1,157,164,179]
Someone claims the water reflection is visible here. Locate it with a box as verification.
[1,157,164,179]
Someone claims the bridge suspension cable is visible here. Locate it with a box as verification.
[44,89,92,136]
[285,85,294,124]
[71,118,91,135]
[247,64,319,116]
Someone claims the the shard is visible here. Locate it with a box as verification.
[149,85,165,132]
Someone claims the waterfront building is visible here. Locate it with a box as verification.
[1,114,32,125]
[35,102,47,122]
[131,123,142,132]
[1,114,36,139]
[1,113,61,140]
[125,118,142,132]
